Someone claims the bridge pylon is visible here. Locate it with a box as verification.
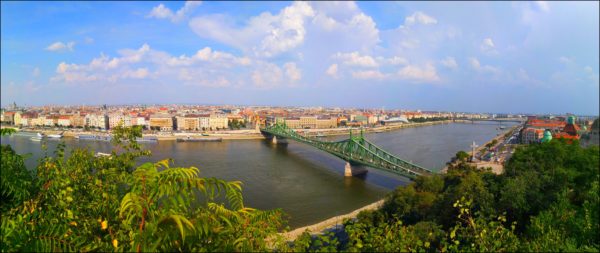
[344,162,368,177]
[272,135,288,145]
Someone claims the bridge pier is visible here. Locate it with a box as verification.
[344,162,368,177]
[272,136,288,145]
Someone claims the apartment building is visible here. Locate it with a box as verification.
[85,114,108,129]
[316,117,337,128]
[57,115,72,127]
[199,114,210,130]
[149,114,173,131]
[209,115,228,130]
[176,115,200,131]
[108,114,132,129]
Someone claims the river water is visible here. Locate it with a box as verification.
[0,122,515,228]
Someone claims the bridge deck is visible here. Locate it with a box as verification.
[261,124,434,179]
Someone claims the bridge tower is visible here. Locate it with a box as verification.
[344,128,368,177]
[271,135,288,145]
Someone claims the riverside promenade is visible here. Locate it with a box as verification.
[440,124,521,174]
[5,120,453,141]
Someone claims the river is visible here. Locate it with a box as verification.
[0,121,516,228]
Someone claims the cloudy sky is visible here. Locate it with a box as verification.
[1,1,598,114]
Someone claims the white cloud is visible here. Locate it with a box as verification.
[190,1,314,58]
[481,38,494,49]
[584,66,599,83]
[50,43,305,89]
[123,68,149,79]
[385,56,408,65]
[535,1,550,12]
[189,1,380,59]
[440,57,458,70]
[166,47,251,67]
[559,56,573,64]
[334,52,378,67]
[32,67,40,77]
[45,41,75,52]
[352,70,387,80]
[480,38,498,54]
[397,64,440,82]
[84,37,94,44]
[284,62,301,81]
[148,1,201,23]
[515,68,543,86]
[326,64,339,78]
[404,11,437,26]
[252,63,283,88]
[469,57,500,74]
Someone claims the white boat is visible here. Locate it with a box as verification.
[47,134,63,139]
[30,137,42,142]
[95,152,112,157]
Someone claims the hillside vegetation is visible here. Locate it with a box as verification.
[1,127,598,252]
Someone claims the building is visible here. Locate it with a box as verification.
[176,115,200,131]
[526,119,566,131]
[3,111,15,124]
[553,116,581,142]
[57,115,72,127]
[199,115,210,130]
[85,114,108,129]
[71,113,85,128]
[30,116,44,127]
[44,115,59,126]
[209,115,228,130]
[316,117,337,128]
[149,114,173,131]
[13,112,23,126]
[521,128,545,144]
[108,114,132,129]
[131,116,146,127]
[299,116,317,129]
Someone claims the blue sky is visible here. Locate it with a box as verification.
[1,1,598,115]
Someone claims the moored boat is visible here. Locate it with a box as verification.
[136,136,158,143]
[177,137,222,142]
[47,134,63,139]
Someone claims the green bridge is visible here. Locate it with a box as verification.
[260,123,434,179]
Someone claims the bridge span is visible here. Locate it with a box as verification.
[261,123,434,179]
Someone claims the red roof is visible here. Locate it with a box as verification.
[527,119,566,129]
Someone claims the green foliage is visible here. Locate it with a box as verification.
[338,139,599,252]
[1,126,286,252]
[1,128,17,136]
[454,151,470,162]
[0,130,34,212]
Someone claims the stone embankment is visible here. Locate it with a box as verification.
[440,124,520,174]
[280,199,385,241]
[7,120,453,141]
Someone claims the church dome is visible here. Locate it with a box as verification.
[541,130,553,143]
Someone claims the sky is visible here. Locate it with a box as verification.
[1,1,599,115]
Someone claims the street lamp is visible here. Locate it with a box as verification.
[470,141,478,162]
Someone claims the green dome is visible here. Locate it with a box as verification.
[567,116,575,124]
[541,130,553,143]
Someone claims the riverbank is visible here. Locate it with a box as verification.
[4,120,454,141]
[280,199,385,241]
[440,124,520,174]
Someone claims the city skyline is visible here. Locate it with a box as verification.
[1,1,599,115]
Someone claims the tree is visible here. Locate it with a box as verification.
[455,151,470,162]
[0,126,287,252]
